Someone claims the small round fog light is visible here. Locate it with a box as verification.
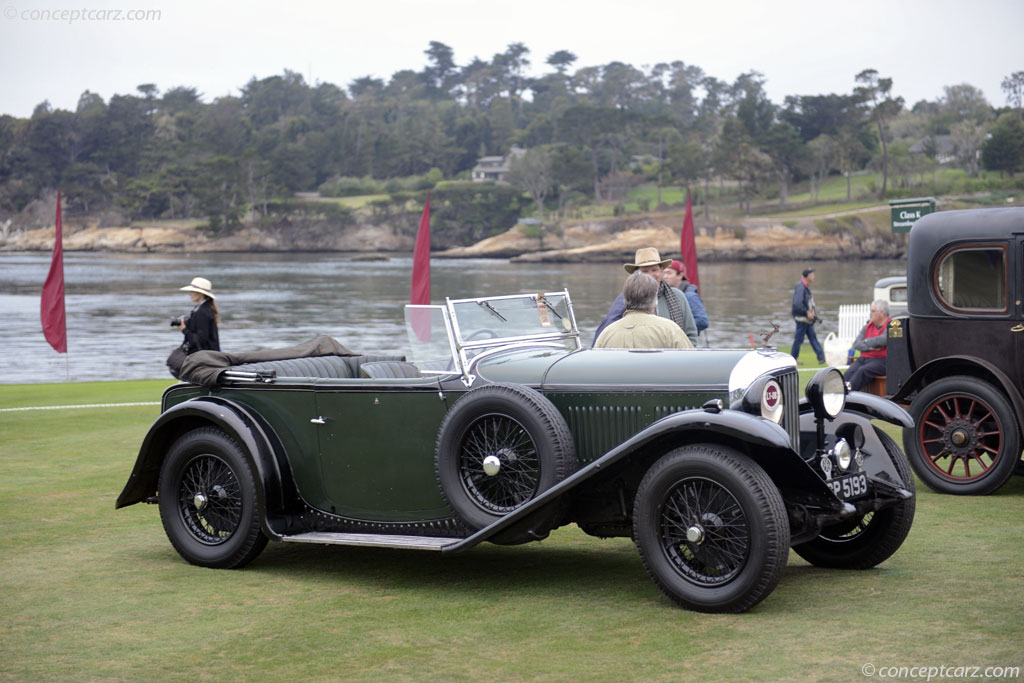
[832,438,852,472]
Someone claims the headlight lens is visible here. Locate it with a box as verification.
[832,438,852,472]
[761,379,783,423]
[806,367,847,420]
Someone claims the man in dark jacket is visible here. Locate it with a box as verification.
[664,259,709,334]
[593,248,698,346]
[790,268,824,364]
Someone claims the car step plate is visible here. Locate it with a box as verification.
[281,532,461,551]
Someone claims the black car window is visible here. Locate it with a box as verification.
[934,246,1007,312]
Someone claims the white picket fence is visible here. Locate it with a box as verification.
[822,304,871,367]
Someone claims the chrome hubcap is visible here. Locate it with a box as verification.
[686,525,705,544]
[193,492,207,510]
[482,455,501,477]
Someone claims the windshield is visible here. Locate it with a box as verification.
[404,291,580,379]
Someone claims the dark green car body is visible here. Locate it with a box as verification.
[118,291,915,613]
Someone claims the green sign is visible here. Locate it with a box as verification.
[889,197,936,233]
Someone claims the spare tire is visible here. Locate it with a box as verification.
[435,383,577,544]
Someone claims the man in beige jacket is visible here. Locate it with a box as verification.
[594,272,694,349]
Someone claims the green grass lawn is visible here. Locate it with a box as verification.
[1,381,1022,680]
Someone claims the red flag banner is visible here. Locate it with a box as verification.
[41,190,67,353]
[680,188,700,292]
[410,193,431,341]
[410,192,431,305]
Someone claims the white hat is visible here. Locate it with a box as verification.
[180,277,215,299]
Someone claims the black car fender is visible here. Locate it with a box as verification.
[114,396,299,539]
[798,410,909,489]
[887,355,1024,428]
[444,408,834,553]
[823,392,913,428]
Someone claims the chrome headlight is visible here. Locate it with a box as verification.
[732,376,785,424]
[806,367,847,420]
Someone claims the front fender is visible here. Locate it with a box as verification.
[836,392,913,428]
[115,396,298,539]
[799,411,909,489]
[443,408,828,553]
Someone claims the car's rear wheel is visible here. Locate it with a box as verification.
[633,445,789,613]
[793,427,915,569]
[435,383,577,544]
[158,427,267,568]
[904,376,1020,495]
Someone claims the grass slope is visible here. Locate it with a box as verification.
[1,381,1022,681]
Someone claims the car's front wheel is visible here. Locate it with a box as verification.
[633,445,789,613]
[904,376,1021,495]
[158,427,267,568]
[793,427,915,569]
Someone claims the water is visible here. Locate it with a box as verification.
[0,252,907,383]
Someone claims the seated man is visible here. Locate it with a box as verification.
[593,247,698,346]
[594,272,694,349]
[846,300,890,392]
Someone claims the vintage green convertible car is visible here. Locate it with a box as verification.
[117,290,915,613]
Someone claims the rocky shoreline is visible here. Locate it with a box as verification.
[0,207,906,262]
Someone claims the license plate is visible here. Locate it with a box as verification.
[828,473,868,500]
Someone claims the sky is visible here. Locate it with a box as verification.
[0,0,1021,118]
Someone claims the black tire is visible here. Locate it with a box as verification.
[793,427,915,569]
[435,383,577,544]
[158,427,268,568]
[632,445,790,614]
[904,376,1020,495]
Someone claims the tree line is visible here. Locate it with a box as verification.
[1,41,1021,235]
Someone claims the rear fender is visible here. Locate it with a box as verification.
[888,356,1024,431]
[115,396,298,539]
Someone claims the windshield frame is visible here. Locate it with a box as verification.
[404,290,581,386]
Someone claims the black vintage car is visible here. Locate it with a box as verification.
[118,290,915,613]
[888,207,1024,494]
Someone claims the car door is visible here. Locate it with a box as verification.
[312,377,453,521]
[919,241,1015,373]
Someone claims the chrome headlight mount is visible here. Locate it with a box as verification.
[730,375,785,424]
[806,367,848,456]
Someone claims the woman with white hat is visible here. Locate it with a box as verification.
[177,276,220,354]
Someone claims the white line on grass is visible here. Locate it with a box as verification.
[0,402,160,412]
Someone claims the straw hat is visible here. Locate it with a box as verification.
[624,247,672,274]
[180,277,215,299]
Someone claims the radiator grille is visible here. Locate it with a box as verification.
[780,370,800,452]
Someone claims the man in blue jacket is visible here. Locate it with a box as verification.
[791,268,825,364]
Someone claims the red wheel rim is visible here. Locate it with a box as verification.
[917,393,1002,482]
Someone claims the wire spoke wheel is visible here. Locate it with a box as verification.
[158,427,267,568]
[459,413,540,513]
[435,383,577,543]
[633,445,788,613]
[660,477,749,585]
[177,454,243,545]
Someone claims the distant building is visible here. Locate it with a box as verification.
[909,135,956,164]
[471,146,526,183]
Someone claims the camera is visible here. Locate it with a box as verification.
[169,314,189,328]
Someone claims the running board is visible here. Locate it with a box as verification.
[280,532,462,551]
